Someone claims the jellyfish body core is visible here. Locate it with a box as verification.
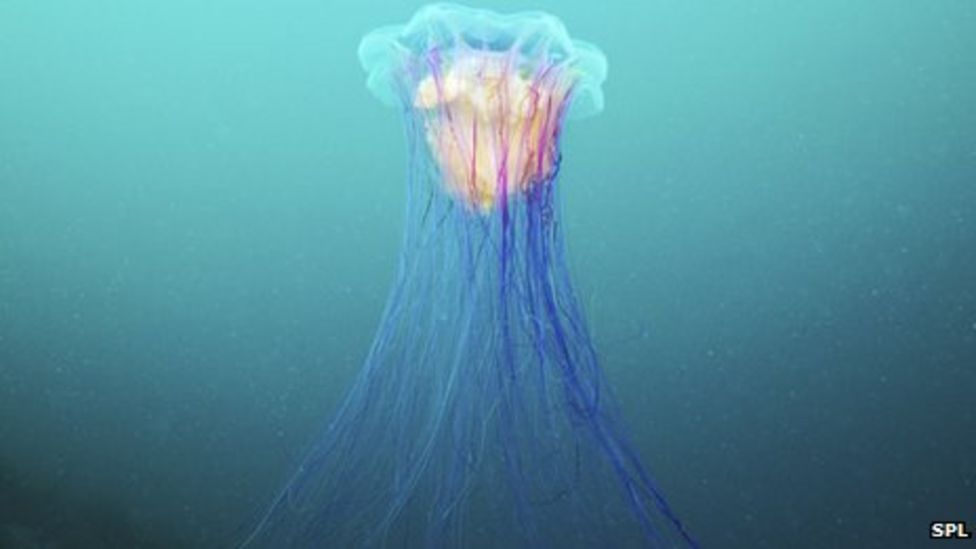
[413,50,567,211]
[244,5,695,548]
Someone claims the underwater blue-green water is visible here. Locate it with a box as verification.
[1,1,974,547]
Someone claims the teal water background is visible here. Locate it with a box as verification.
[1,1,974,547]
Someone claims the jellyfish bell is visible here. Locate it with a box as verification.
[359,3,608,212]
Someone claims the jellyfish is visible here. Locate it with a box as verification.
[242,4,696,548]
